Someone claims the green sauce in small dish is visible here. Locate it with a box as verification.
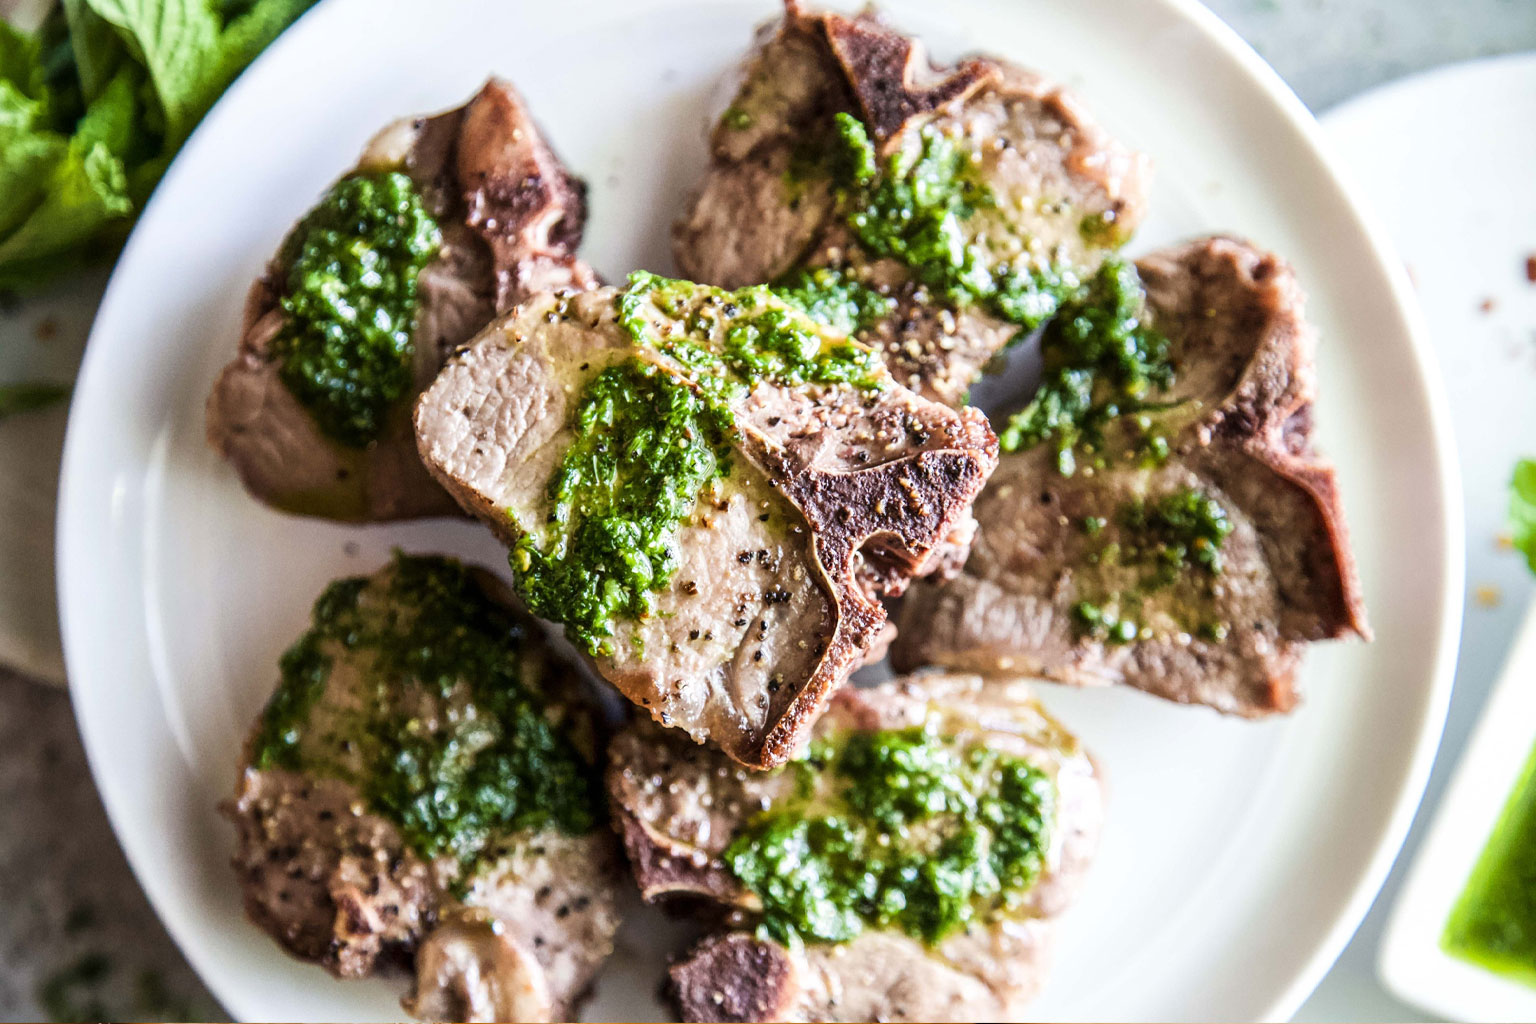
[1444,738,1536,985]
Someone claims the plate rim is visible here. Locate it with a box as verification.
[54,0,1466,1020]
[1159,8,1469,1017]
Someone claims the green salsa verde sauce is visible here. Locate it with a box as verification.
[801,113,1175,475]
[251,554,602,869]
[827,113,1083,334]
[511,357,734,660]
[770,264,895,335]
[723,719,1056,948]
[999,259,1176,476]
[1443,738,1536,985]
[509,273,885,658]
[273,170,442,448]
[1072,486,1235,644]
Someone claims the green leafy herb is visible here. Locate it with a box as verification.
[0,0,316,292]
[1512,458,1536,574]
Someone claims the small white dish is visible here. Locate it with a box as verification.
[1380,601,1536,1021]
[1312,51,1536,1024]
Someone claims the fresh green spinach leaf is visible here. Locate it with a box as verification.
[61,0,126,103]
[0,0,315,292]
[0,135,132,288]
[83,0,223,146]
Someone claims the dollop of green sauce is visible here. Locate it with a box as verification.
[510,274,884,657]
[809,114,1176,474]
[617,271,887,394]
[513,358,732,658]
[771,264,895,335]
[1126,487,1234,579]
[1444,737,1536,986]
[273,170,442,447]
[723,720,1055,948]
[830,113,1081,333]
[252,554,601,868]
[1072,486,1235,644]
[999,258,1175,475]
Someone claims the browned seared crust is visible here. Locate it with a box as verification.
[670,934,797,1024]
[892,237,1367,715]
[817,12,993,143]
[612,802,742,905]
[224,769,439,978]
[207,78,592,522]
[456,80,595,306]
[747,442,995,766]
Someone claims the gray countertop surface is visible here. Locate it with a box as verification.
[4,1,1535,1020]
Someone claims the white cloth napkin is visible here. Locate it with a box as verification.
[0,271,107,689]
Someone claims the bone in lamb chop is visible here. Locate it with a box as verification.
[223,554,620,1022]
[414,274,998,768]
[892,236,1369,714]
[607,673,1103,1023]
[673,0,1151,406]
[207,78,594,521]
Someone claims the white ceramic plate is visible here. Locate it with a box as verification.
[1325,53,1536,1023]
[56,0,1463,1020]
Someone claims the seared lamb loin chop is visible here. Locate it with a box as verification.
[892,237,1368,714]
[207,79,594,521]
[223,554,620,1022]
[414,275,997,768]
[674,1,1151,405]
[607,674,1103,1022]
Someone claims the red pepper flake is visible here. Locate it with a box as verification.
[1480,297,1498,314]
[1526,255,1536,283]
